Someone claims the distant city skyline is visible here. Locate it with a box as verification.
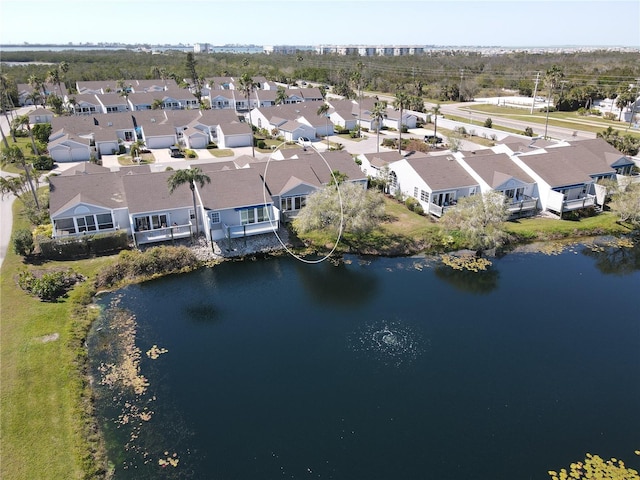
[1,0,638,48]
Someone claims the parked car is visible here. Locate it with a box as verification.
[297,137,312,148]
[169,146,183,158]
[424,134,443,144]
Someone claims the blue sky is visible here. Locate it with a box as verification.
[1,0,638,47]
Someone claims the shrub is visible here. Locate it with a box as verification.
[31,123,52,144]
[184,149,197,158]
[95,246,201,289]
[257,140,267,149]
[405,197,424,214]
[603,112,617,121]
[33,223,53,238]
[18,269,85,302]
[524,126,534,137]
[484,117,493,128]
[12,228,34,256]
[33,155,54,170]
[31,271,68,301]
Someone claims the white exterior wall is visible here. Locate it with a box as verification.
[509,154,553,210]
[49,144,91,162]
[144,135,177,149]
[97,141,119,156]
[389,159,429,203]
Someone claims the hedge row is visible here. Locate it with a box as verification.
[37,230,130,260]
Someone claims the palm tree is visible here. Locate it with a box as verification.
[351,61,365,137]
[393,91,410,153]
[13,115,39,156]
[431,103,442,140]
[543,65,564,139]
[0,144,39,209]
[316,103,330,148]
[167,167,211,238]
[0,175,27,200]
[25,91,41,108]
[275,86,287,106]
[28,75,46,106]
[129,140,144,162]
[47,68,62,98]
[0,122,9,149]
[371,101,387,153]
[238,73,259,157]
[0,73,17,125]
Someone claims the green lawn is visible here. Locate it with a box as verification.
[504,211,631,240]
[117,152,156,165]
[1,201,112,480]
[460,104,640,138]
[1,138,38,174]
[210,149,234,157]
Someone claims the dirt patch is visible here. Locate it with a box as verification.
[38,332,60,343]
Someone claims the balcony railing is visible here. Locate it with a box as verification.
[223,220,279,239]
[507,197,538,213]
[563,194,596,212]
[134,224,192,245]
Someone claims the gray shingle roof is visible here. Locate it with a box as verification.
[462,152,535,186]
[405,155,478,191]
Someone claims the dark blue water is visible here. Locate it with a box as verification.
[89,242,640,480]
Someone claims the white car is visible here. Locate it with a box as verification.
[297,137,311,147]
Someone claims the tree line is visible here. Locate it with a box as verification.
[1,49,639,109]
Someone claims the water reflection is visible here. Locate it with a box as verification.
[434,263,499,294]
[184,303,218,322]
[294,259,378,306]
[581,238,640,275]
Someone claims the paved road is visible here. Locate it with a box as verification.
[438,102,596,141]
[359,91,596,142]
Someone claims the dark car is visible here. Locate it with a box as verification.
[169,146,183,158]
[424,135,443,144]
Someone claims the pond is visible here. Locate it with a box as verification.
[88,239,640,479]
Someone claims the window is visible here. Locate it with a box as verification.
[241,206,270,225]
[413,187,419,198]
[420,190,429,202]
[151,214,168,229]
[96,213,114,230]
[54,218,75,234]
[77,215,96,232]
[281,196,307,212]
[135,216,150,231]
[389,171,398,189]
[240,209,254,225]
[210,211,220,224]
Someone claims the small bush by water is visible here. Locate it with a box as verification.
[95,246,202,289]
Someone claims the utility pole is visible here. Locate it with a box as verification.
[530,72,540,114]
